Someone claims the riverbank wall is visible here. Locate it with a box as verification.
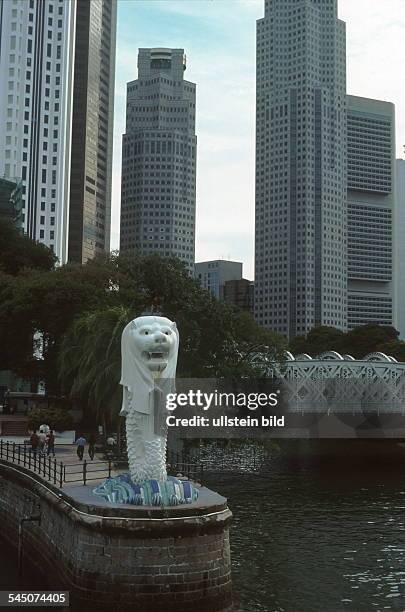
[0,460,233,611]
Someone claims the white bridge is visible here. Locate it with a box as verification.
[266,351,405,414]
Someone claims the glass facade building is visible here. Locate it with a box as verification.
[68,0,116,263]
[120,48,197,272]
[347,95,396,329]
[0,0,116,264]
[254,0,347,339]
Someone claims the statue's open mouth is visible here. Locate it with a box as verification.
[142,350,169,361]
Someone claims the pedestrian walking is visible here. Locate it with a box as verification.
[88,433,96,461]
[75,435,86,461]
[47,430,55,457]
[38,430,47,455]
[30,431,39,454]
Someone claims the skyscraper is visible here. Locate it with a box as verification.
[0,0,76,263]
[0,0,116,264]
[68,0,117,264]
[120,48,197,271]
[396,159,405,338]
[255,0,347,339]
[347,96,396,329]
[195,260,243,300]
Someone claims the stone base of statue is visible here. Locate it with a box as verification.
[0,460,234,611]
[89,486,233,612]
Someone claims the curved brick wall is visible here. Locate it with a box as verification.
[0,461,233,611]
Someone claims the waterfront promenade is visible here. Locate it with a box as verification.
[0,440,124,492]
[0,439,233,611]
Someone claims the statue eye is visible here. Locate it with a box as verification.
[143,330,149,335]
[164,330,171,335]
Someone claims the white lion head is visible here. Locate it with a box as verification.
[120,316,179,416]
[125,316,178,373]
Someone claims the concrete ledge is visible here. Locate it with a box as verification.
[0,461,233,611]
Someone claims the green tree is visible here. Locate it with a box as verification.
[1,250,286,415]
[58,306,128,425]
[289,323,402,360]
[0,220,57,385]
[290,326,345,356]
[0,260,117,389]
[0,218,56,275]
[374,340,405,362]
[58,256,286,424]
[341,324,399,359]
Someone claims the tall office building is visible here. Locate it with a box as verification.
[255,0,347,339]
[195,260,243,300]
[347,96,396,329]
[0,0,116,264]
[68,0,116,263]
[396,159,405,338]
[0,0,76,263]
[120,48,197,271]
[224,279,255,313]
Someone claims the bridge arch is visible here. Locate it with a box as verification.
[364,352,397,363]
[317,351,345,361]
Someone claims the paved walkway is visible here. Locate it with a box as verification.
[0,440,126,489]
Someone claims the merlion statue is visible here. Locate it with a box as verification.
[119,315,178,484]
[93,315,199,506]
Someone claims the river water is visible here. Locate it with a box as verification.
[205,454,405,612]
[2,451,405,612]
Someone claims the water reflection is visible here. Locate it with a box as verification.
[2,451,405,612]
[205,455,405,612]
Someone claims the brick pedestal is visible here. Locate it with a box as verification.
[0,461,233,611]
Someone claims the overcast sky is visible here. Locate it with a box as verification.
[111,0,405,279]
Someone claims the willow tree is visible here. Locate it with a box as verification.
[58,306,131,429]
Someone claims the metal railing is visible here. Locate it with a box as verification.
[64,459,127,486]
[0,441,204,488]
[166,449,204,483]
[0,440,64,487]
